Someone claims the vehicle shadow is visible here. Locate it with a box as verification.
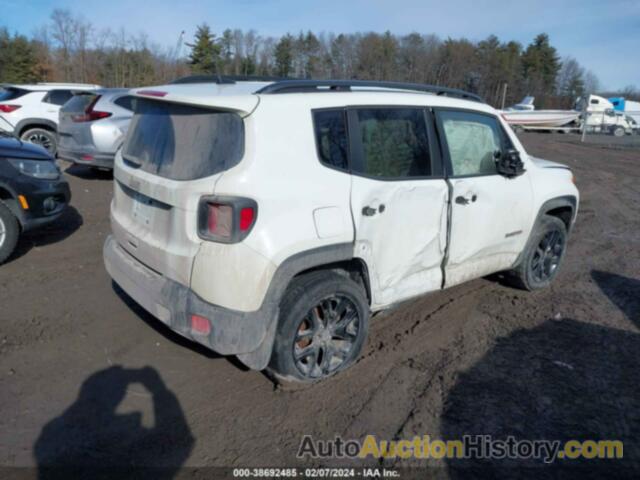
[63,163,113,180]
[6,205,83,264]
[441,271,640,477]
[591,270,640,325]
[34,365,194,479]
[111,282,251,372]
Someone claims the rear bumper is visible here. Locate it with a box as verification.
[103,235,273,358]
[58,147,114,169]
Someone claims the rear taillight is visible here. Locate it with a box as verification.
[198,196,257,243]
[0,104,21,113]
[71,95,112,122]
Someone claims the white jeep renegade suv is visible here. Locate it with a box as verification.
[103,80,579,383]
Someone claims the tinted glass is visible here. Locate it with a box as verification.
[44,90,73,106]
[61,93,98,113]
[355,108,431,179]
[0,88,27,102]
[439,111,505,176]
[123,98,244,181]
[313,109,348,171]
[114,95,134,111]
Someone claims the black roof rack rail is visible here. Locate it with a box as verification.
[255,79,484,103]
[169,74,289,85]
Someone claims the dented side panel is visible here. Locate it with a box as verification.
[350,178,449,309]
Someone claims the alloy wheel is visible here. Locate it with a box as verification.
[293,294,361,379]
[531,229,565,282]
[0,216,5,248]
[25,133,53,152]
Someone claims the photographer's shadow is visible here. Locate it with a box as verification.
[34,366,194,479]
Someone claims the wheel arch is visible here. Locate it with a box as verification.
[513,195,577,269]
[16,118,58,136]
[0,182,23,228]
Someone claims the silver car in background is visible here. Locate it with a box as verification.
[57,88,133,170]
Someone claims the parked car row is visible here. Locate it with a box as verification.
[0,77,580,383]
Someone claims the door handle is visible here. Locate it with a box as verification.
[455,194,477,205]
[362,204,385,216]
[362,206,377,216]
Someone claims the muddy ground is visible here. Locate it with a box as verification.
[1,133,639,478]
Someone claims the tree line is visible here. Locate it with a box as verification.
[1,9,637,108]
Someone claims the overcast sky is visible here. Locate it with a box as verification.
[2,0,638,90]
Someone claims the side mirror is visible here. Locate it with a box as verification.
[496,149,525,178]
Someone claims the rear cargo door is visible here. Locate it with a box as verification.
[348,107,449,308]
[58,92,98,151]
[110,97,250,287]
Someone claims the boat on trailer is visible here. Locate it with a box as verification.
[500,96,581,129]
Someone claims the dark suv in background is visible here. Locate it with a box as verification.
[0,134,71,264]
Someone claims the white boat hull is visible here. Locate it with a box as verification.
[500,110,580,128]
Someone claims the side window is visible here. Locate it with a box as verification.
[354,108,431,179]
[114,95,134,111]
[43,90,73,106]
[438,110,508,177]
[313,109,349,171]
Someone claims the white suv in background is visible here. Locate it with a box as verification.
[103,80,579,383]
[0,83,101,154]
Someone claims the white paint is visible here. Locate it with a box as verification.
[350,177,449,309]
[313,207,345,239]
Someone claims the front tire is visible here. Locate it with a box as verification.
[508,215,568,291]
[21,128,57,155]
[0,201,19,265]
[268,271,370,383]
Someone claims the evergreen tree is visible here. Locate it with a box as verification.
[187,24,221,74]
[522,33,561,105]
[274,34,294,77]
[0,29,38,83]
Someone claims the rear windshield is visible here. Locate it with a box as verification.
[61,93,98,113]
[0,87,27,102]
[123,98,244,181]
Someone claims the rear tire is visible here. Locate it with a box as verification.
[20,128,57,155]
[507,215,568,291]
[612,126,625,137]
[268,270,370,383]
[0,201,19,265]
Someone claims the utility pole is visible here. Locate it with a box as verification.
[501,83,508,110]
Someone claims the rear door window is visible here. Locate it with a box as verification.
[123,98,244,181]
[44,90,73,106]
[353,107,432,179]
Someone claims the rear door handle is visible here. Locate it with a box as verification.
[362,204,385,216]
[362,206,377,216]
[455,194,477,205]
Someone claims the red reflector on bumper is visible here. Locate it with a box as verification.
[190,315,211,335]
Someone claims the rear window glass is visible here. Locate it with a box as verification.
[61,93,98,113]
[44,90,73,106]
[313,109,349,171]
[0,87,27,102]
[123,98,244,181]
[114,95,134,111]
